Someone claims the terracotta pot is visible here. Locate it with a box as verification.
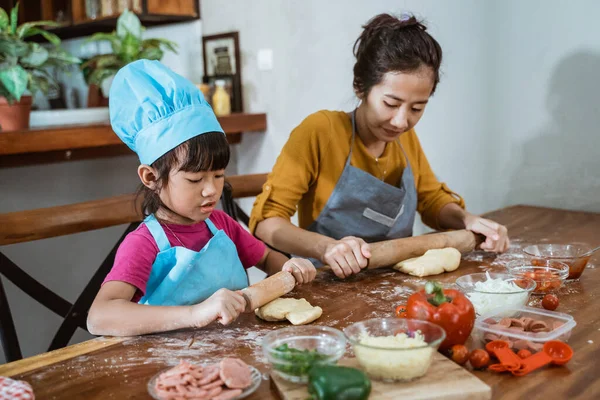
[0,96,32,132]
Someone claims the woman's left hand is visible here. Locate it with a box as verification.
[464,214,509,252]
[282,257,317,285]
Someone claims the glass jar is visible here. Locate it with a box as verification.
[212,80,231,116]
[85,0,100,19]
[117,0,131,13]
[101,0,116,17]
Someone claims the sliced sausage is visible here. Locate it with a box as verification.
[198,364,221,385]
[219,358,252,389]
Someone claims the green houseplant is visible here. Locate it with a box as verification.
[0,2,80,131]
[82,9,178,101]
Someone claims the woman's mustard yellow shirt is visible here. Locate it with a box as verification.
[249,110,465,233]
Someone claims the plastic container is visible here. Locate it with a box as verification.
[523,244,593,280]
[473,306,576,353]
[262,326,346,383]
[507,261,569,295]
[343,318,445,382]
[455,272,536,316]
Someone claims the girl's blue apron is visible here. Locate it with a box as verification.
[138,214,248,306]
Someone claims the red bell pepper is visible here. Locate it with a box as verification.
[406,281,475,352]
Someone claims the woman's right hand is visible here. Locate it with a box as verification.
[191,288,246,327]
[322,236,371,279]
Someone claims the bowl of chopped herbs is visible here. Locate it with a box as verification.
[262,326,347,383]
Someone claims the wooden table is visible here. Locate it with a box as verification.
[1,205,599,399]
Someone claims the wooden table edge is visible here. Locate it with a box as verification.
[0,336,127,377]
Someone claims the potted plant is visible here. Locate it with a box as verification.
[0,2,80,131]
[82,9,178,106]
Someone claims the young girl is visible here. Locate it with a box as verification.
[87,60,316,337]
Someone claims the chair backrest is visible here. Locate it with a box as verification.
[221,173,267,226]
[0,173,267,362]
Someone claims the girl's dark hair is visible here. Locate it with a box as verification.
[136,131,230,216]
[353,13,443,97]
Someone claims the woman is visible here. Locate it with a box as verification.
[250,13,509,279]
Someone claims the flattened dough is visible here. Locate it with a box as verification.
[393,247,461,277]
[255,298,322,325]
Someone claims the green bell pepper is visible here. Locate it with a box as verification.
[308,365,371,400]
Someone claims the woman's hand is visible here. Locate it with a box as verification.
[322,236,371,279]
[282,257,317,284]
[464,214,509,252]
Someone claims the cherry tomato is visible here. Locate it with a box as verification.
[469,349,490,369]
[449,344,470,365]
[395,304,407,318]
[517,349,532,359]
[542,294,559,310]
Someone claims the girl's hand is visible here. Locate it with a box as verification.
[191,288,246,327]
[322,236,371,279]
[464,215,510,252]
[282,258,317,285]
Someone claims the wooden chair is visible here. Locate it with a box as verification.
[221,173,267,227]
[0,173,267,363]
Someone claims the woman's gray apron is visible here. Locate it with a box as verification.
[306,110,418,245]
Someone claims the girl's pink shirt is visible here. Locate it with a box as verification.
[103,210,266,302]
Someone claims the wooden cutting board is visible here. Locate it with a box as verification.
[271,352,492,400]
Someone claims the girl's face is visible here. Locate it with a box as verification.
[158,167,226,224]
[359,68,434,142]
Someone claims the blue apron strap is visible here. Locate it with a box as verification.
[204,218,219,235]
[144,214,171,252]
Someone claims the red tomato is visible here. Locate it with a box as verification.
[542,294,559,310]
[449,344,470,365]
[469,349,490,369]
[395,304,407,318]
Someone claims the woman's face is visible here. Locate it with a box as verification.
[361,68,435,142]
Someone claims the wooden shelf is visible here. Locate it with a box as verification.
[3,0,201,42]
[42,13,199,41]
[0,112,267,168]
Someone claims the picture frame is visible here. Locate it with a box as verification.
[202,31,243,113]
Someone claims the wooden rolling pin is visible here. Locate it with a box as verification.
[365,229,481,269]
[240,271,296,312]
[239,230,481,312]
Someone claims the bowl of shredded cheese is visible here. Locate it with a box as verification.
[343,318,445,382]
[455,272,536,316]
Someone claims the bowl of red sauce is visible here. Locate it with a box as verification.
[522,244,593,280]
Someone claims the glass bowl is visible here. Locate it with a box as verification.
[455,272,536,316]
[262,326,346,383]
[507,261,569,295]
[343,318,445,382]
[523,244,593,279]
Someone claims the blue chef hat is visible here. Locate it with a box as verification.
[109,60,224,165]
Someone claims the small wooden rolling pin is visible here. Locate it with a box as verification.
[240,271,296,312]
[239,229,481,312]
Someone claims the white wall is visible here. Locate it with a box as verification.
[487,0,600,213]
[200,0,491,233]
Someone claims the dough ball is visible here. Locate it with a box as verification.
[255,298,322,325]
[393,247,461,277]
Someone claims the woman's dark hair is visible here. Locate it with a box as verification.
[137,131,230,216]
[353,13,443,97]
